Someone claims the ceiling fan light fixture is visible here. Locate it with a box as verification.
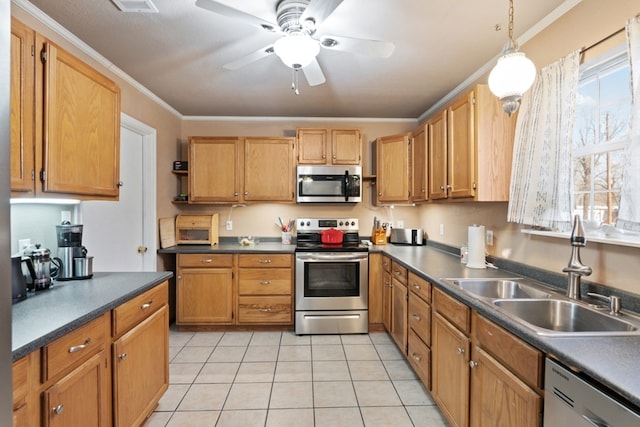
[273,32,320,69]
[488,0,536,115]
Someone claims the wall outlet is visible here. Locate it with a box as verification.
[225,220,233,231]
[486,229,494,246]
[439,224,445,236]
[396,220,404,228]
[18,238,31,252]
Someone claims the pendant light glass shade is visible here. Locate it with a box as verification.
[488,48,536,115]
[273,32,320,69]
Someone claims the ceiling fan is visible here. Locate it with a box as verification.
[195,0,395,91]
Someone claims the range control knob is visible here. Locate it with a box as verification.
[339,221,344,226]
[351,221,356,226]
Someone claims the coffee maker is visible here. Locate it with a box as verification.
[56,222,89,280]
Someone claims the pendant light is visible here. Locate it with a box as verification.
[488,0,536,115]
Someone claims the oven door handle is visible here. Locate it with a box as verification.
[296,253,368,261]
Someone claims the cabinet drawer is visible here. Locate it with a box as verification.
[381,256,391,273]
[390,261,407,284]
[238,296,292,324]
[408,293,431,346]
[433,287,470,334]
[13,356,28,409]
[408,271,431,303]
[112,281,168,337]
[238,269,292,295]
[473,313,544,389]
[178,253,233,268]
[238,254,292,268]
[42,312,108,382]
[408,329,431,389]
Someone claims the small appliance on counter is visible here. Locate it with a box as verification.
[22,244,58,291]
[55,222,92,280]
[389,228,425,246]
[11,255,28,303]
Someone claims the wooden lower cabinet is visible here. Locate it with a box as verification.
[177,254,234,325]
[113,305,169,427]
[432,312,471,427]
[382,267,392,332]
[390,277,408,354]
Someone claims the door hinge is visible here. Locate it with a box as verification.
[40,48,47,64]
[472,97,477,105]
[31,170,35,181]
[39,169,46,182]
[472,181,477,189]
[30,45,35,57]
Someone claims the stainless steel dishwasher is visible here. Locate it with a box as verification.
[544,358,640,427]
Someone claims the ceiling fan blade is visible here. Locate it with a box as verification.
[319,35,395,58]
[223,45,275,71]
[302,58,326,86]
[300,0,344,28]
[195,0,279,32]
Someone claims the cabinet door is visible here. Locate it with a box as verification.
[428,110,448,200]
[432,313,470,427]
[411,125,428,203]
[367,253,384,324]
[448,91,476,199]
[177,267,234,324]
[470,346,542,427]
[376,133,411,203]
[43,350,109,427]
[10,18,35,195]
[244,137,295,202]
[297,128,327,164]
[113,306,169,427]
[189,137,242,203]
[390,277,408,354]
[42,41,121,198]
[382,270,392,333]
[331,129,361,165]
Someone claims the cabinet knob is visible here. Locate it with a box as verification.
[332,155,336,159]
[322,154,326,159]
[378,192,383,196]
[118,353,127,361]
[234,192,239,196]
[52,404,64,415]
[456,347,465,355]
[244,191,248,195]
[469,360,478,368]
[411,353,422,362]
[117,181,124,187]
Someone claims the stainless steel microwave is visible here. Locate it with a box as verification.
[296,166,362,203]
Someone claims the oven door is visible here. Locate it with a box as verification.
[295,252,368,311]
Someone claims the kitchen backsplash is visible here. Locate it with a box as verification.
[10,203,79,255]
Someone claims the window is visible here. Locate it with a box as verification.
[572,46,631,225]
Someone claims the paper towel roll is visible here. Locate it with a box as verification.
[466,225,486,269]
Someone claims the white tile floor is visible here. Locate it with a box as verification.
[144,327,449,427]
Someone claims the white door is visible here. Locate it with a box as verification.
[80,114,157,272]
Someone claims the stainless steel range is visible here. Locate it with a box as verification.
[295,218,369,335]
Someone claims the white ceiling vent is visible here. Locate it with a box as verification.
[111,0,158,13]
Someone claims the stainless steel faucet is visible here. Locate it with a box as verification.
[562,215,592,300]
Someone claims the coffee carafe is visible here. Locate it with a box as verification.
[23,244,58,291]
[56,222,88,280]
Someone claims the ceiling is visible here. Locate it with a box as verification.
[21,0,570,118]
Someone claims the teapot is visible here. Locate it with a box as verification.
[23,244,60,291]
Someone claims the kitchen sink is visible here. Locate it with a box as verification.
[444,278,556,301]
[493,299,640,336]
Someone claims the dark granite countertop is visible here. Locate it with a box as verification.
[12,271,173,361]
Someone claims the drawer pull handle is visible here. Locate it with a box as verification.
[201,258,213,263]
[469,360,478,368]
[259,308,272,312]
[393,270,401,275]
[259,280,271,285]
[118,353,127,361]
[411,314,421,321]
[412,284,421,290]
[52,404,64,415]
[258,259,272,264]
[412,353,422,362]
[68,338,91,353]
[457,347,465,355]
[141,301,153,310]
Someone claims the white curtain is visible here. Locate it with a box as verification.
[508,50,581,231]
[617,16,640,232]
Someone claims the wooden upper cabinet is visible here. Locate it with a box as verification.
[428,84,516,202]
[296,128,361,165]
[189,136,243,203]
[244,137,295,202]
[10,18,36,196]
[375,133,412,204]
[411,124,428,203]
[40,38,121,199]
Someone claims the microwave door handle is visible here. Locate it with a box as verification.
[344,170,349,202]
